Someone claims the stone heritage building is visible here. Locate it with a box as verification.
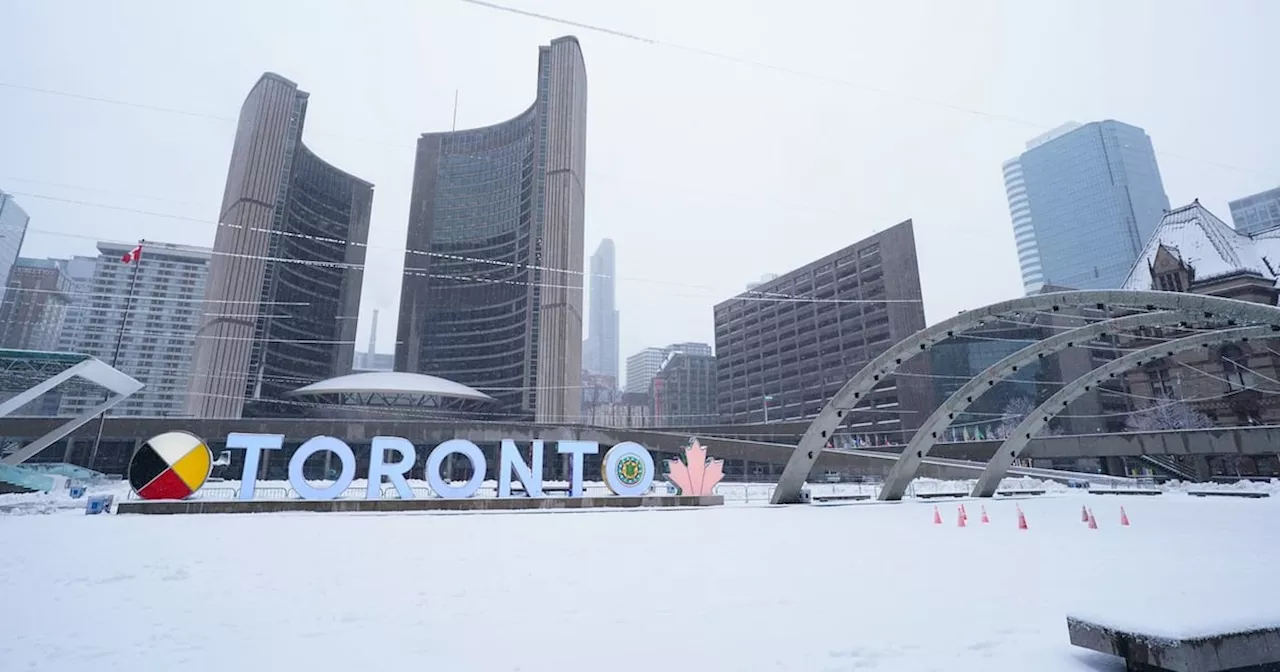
[1121,200,1280,477]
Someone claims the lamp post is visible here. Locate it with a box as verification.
[763,395,774,423]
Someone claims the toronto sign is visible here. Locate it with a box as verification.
[128,431,725,501]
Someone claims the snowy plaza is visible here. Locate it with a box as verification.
[3,483,1279,671]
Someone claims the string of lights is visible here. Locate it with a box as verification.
[15,191,924,306]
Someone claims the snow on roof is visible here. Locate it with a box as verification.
[284,371,494,401]
[1122,200,1280,289]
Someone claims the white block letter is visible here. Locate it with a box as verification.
[426,439,486,499]
[368,436,417,500]
[499,439,544,498]
[227,432,282,501]
[556,441,598,497]
[288,436,356,500]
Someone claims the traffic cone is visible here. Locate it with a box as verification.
[957,505,966,527]
[1081,505,1089,523]
[933,506,942,525]
[980,505,989,524]
[959,503,968,521]
[1120,506,1130,527]
[1016,506,1028,530]
[1087,509,1098,529]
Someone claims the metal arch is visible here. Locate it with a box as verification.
[770,290,1280,505]
[877,309,1204,501]
[970,324,1279,497]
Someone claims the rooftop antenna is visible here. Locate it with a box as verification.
[452,90,459,131]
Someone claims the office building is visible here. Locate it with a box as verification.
[625,342,711,396]
[188,73,372,419]
[54,255,97,353]
[396,37,588,422]
[1004,120,1170,294]
[0,190,30,307]
[60,242,210,417]
[1228,186,1280,236]
[583,239,619,381]
[714,221,930,441]
[651,351,717,427]
[0,258,71,351]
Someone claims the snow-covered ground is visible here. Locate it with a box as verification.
[3,488,1278,671]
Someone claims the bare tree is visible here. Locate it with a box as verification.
[995,396,1036,439]
[1125,392,1213,432]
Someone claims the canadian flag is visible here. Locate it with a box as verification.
[121,244,143,264]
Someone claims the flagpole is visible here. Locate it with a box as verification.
[88,239,144,465]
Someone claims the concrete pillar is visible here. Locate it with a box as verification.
[1194,455,1213,482]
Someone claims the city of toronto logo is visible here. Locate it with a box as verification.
[665,438,725,496]
[128,431,213,500]
[615,454,645,487]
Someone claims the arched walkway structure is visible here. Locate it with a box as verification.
[877,310,1209,500]
[970,324,1276,497]
[771,290,1280,505]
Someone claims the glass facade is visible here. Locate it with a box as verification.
[0,190,30,307]
[190,73,371,419]
[1228,186,1280,236]
[584,239,619,381]
[404,108,540,417]
[398,37,587,422]
[1005,121,1170,293]
[244,144,372,417]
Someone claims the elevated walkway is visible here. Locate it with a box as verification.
[0,349,141,492]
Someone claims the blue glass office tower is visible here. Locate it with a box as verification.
[1003,121,1170,294]
[0,190,30,306]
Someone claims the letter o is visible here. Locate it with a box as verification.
[288,436,356,500]
[426,439,487,499]
[602,442,655,497]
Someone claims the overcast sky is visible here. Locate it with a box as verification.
[2,0,1277,384]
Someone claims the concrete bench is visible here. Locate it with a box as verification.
[1089,489,1164,496]
[914,491,967,500]
[1188,491,1271,499]
[1067,615,1280,671]
[812,494,872,502]
[994,489,1046,497]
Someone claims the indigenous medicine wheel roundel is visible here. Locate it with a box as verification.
[128,431,212,500]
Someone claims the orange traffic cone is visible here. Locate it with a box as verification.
[957,505,966,527]
[959,503,968,521]
[1017,506,1028,530]
[1120,506,1130,527]
[933,506,942,525]
[1081,505,1089,523]
[1087,509,1098,529]
[980,505,990,524]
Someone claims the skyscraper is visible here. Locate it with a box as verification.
[0,190,31,306]
[0,258,71,351]
[1228,186,1280,236]
[651,351,718,427]
[583,238,619,381]
[396,36,588,423]
[61,242,210,417]
[188,73,372,419]
[624,342,711,396]
[1003,120,1170,294]
[55,255,98,354]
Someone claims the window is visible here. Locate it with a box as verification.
[1219,345,1254,390]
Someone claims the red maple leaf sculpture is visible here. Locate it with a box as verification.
[666,438,725,496]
